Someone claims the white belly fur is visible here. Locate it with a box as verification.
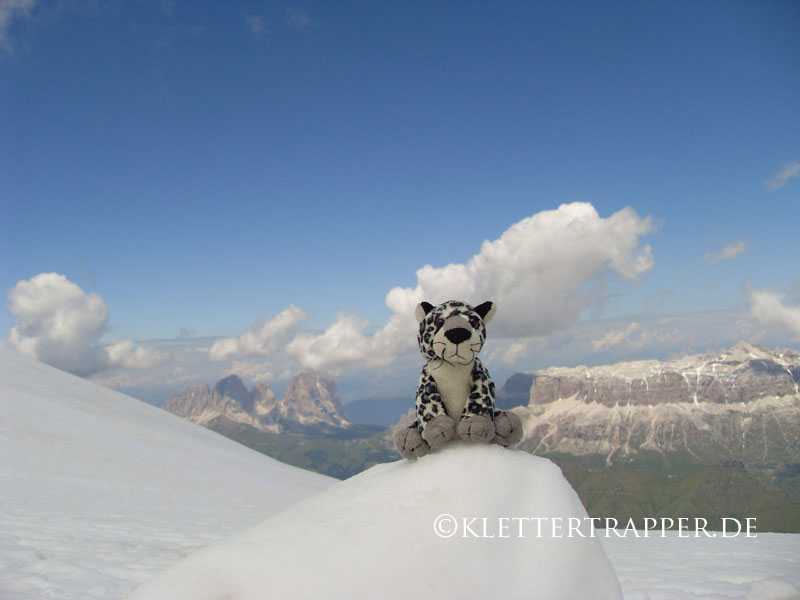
[430,362,473,420]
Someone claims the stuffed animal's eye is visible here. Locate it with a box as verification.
[469,316,480,329]
[434,319,444,331]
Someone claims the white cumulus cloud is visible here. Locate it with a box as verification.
[387,203,655,338]
[747,288,800,338]
[287,203,656,372]
[704,240,747,265]
[285,311,411,375]
[7,273,164,376]
[764,160,800,191]
[208,305,308,361]
[104,338,165,370]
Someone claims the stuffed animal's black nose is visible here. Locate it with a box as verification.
[444,327,471,344]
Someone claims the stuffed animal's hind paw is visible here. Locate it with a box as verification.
[395,427,431,460]
[422,414,457,449]
[456,415,495,443]
[492,411,523,447]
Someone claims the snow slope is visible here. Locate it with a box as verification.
[129,442,623,600]
[600,533,800,600]
[0,349,334,599]
[3,347,799,600]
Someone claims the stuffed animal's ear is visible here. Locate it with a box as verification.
[474,301,496,325]
[415,302,435,324]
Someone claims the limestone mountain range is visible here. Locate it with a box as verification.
[505,341,800,498]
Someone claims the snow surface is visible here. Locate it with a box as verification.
[3,347,800,600]
[600,533,800,600]
[0,349,334,599]
[130,442,623,600]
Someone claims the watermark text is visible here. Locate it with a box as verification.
[432,514,756,539]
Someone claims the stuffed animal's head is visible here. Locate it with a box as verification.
[415,300,496,366]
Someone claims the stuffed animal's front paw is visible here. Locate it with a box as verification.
[492,411,523,447]
[395,427,431,460]
[456,415,495,443]
[422,414,457,449]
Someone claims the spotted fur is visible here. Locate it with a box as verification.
[414,358,497,425]
[409,300,499,431]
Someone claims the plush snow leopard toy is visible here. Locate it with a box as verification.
[395,300,523,460]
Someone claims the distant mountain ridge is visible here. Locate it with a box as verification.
[163,370,352,436]
[504,342,800,499]
[519,341,799,407]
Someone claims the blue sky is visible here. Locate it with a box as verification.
[2,0,799,403]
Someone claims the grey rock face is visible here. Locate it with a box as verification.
[252,382,279,423]
[512,342,800,496]
[495,373,536,410]
[213,375,253,411]
[163,376,272,431]
[163,370,348,434]
[279,370,348,427]
[524,342,799,407]
[162,384,211,418]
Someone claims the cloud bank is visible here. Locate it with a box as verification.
[286,312,409,374]
[747,288,800,339]
[209,305,308,361]
[285,203,656,372]
[7,273,164,376]
[7,204,660,382]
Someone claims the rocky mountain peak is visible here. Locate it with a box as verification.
[161,384,211,419]
[252,382,276,402]
[280,370,347,427]
[214,375,252,406]
[251,383,279,422]
[163,370,348,434]
[720,341,772,364]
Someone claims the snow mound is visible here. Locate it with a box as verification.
[130,442,622,600]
